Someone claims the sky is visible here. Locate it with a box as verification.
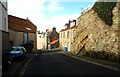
[8,0,96,32]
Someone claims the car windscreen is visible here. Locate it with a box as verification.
[12,48,22,51]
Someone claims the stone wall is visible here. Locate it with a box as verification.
[74,2,119,62]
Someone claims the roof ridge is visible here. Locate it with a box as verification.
[8,15,27,21]
[60,25,77,32]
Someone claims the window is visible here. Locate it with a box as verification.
[61,42,62,46]
[64,42,66,47]
[67,42,69,48]
[42,34,45,38]
[67,31,70,39]
[24,32,28,44]
[63,32,65,38]
[61,33,62,38]
[62,42,63,46]
[3,18,7,31]
[39,35,41,38]
[73,30,76,38]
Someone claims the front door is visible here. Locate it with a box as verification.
[24,32,28,44]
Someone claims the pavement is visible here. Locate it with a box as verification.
[61,51,120,72]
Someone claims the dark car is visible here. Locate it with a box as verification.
[8,46,27,61]
[2,53,11,71]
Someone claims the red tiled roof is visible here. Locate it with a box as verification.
[8,15,37,33]
[50,40,58,45]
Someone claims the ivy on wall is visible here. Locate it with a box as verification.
[94,2,117,26]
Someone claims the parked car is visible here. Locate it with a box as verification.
[2,52,11,71]
[22,40,33,53]
[8,46,27,61]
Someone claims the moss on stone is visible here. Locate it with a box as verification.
[94,2,117,26]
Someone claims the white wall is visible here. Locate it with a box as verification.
[2,0,7,8]
[0,3,2,30]
[37,33,47,50]
[44,34,47,49]
[0,1,7,76]
[2,3,8,32]
[0,1,8,32]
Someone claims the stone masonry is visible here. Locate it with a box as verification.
[74,1,120,62]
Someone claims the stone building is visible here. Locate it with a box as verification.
[59,20,77,52]
[74,1,119,61]
[47,27,59,49]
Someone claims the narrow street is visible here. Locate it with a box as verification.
[3,50,119,77]
[1,1,120,77]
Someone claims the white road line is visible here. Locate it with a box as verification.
[20,55,35,77]
[60,52,120,72]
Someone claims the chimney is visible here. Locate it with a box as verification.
[68,19,71,26]
[46,29,49,32]
[67,24,70,28]
[38,31,40,34]
[26,17,29,20]
[52,27,56,32]
[73,20,76,25]
[65,23,70,29]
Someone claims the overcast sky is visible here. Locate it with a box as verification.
[8,0,96,32]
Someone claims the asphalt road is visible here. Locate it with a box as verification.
[11,50,120,77]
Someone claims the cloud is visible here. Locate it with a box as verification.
[28,13,79,32]
[38,14,80,32]
[8,0,67,32]
[45,0,64,12]
[8,0,64,17]
[8,0,46,17]
[8,0,89,32]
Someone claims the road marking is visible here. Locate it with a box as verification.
[60,52,120,72]
[20,55,35,77]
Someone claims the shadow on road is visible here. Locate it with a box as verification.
[36,49,62,53]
